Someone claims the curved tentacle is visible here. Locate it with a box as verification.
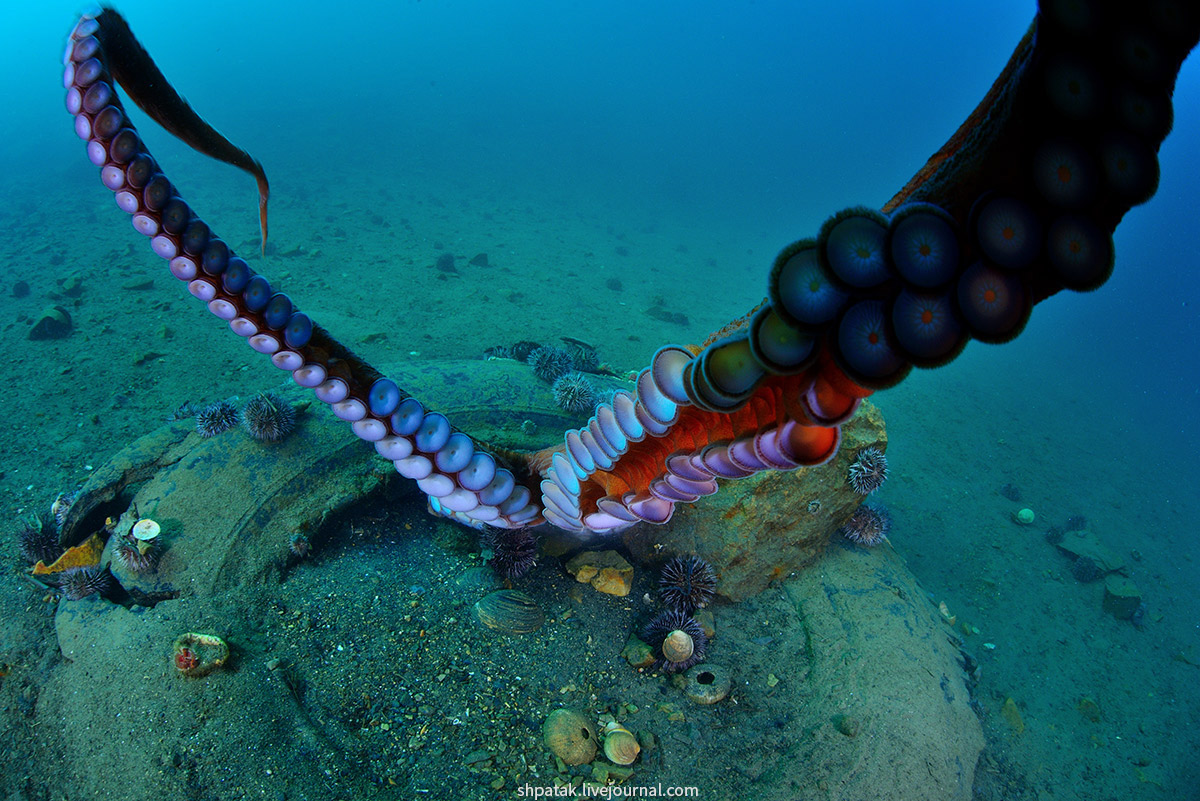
[63,9,545,530]
[532,0,1200,533]
[65,3,1198,536]
[89,8,271,253]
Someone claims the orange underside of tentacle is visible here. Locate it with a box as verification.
[529,25,1039,523]
[560,345,873,516]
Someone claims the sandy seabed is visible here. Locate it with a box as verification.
[1,141,1198,800]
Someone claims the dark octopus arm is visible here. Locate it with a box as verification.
[63,3,1198,534]
[88,10,271,252]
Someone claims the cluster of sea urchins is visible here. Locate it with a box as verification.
[194,393,296,442]
[641,555,717,672]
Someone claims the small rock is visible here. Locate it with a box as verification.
[469,253,489,267]
[28,306,72,340]
[621,634,654,669]
[1102,575,1142,620]
[463,749,491,766]
[1056,531,1125,578]
[565,550,633,597]
[1076,697,1101,723]
[59,275,84,298]
[12,280,29,298]
[834,714,860,737]
[122,278,155,291]
[1000,697,1024,734]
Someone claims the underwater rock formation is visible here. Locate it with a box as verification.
[622,401,887,601]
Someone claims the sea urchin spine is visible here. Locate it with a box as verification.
[658,555,717,615]
[58,565,113,600]
[195,400,240,438]
[551,372,599,415]
[112,532,161,573]
[642,610,708,673]
[482,528,538,580]
[241,392,296,442]
[17,513,63,566]
[839,504,891,547]
[847,446,889,494]
[527,345,575,383]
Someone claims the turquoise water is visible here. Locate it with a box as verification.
[2,2,1198,798]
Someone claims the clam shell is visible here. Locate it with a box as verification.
[473,589,545,634]
[602,722,641,765]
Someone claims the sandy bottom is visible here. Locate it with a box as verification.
[1,147,1198,799]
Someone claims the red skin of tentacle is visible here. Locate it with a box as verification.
[557,20,1044,519]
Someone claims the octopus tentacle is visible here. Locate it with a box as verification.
[86,8,271,253]
[531,0,1199,532]
[64,9,544,530]
[66,3,1198,535]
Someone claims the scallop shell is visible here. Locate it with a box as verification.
[602,722,641,765]
[473,589,545,634]
[543,709,597,765]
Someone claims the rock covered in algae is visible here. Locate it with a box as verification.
[473,589,545,634]
[622,400,888,601]
[543,709,597,765]
[57,381,385,604]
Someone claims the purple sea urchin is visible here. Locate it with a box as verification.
[658,555,717,615]
[839,504,890,546]
[482,529,538,580]
[241,392,296,442]
[527,346,574,383]
[112,533,160,573]
[847,447,889,494]
[642,610,708,673]
[17,514,62,566]
[562,339,600,373]
[551,372,599,415]
[59,565,112,600]
[195,400,240,437]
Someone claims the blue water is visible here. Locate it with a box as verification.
[8,1,1196,437]
[3,1,1199,797]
